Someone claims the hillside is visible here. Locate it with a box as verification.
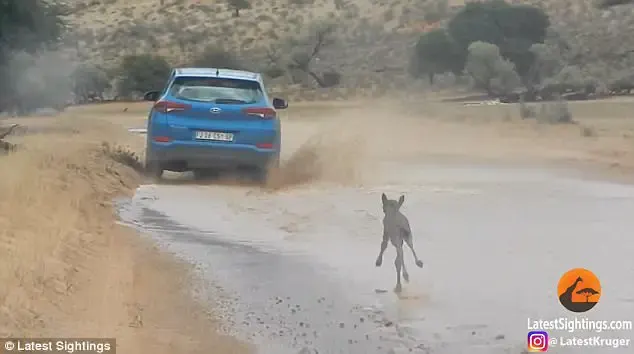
[65,0,634,97]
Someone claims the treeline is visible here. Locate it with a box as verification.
[0,0,345,115]
[0,48,257,114]
[0,0,68,114]
[3,0,634,116]
[0,0,256,115]
[409,0,634,101]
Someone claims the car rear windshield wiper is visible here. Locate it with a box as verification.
[213,98,250,104]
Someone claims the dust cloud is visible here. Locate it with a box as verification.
[262,97,634,191]
[262,101,425,190]
[0,49,76,113]
[265,130,367,190]
[262,101,466,191]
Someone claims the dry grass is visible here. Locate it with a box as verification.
[0,113,250,353]
[387,97,634,180]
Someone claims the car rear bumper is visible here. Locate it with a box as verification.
[148,141,279,171]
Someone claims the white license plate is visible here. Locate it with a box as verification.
[195,131,234,141]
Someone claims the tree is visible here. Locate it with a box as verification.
[115,54,171,99]
[410,29,463,83]
[71,64,111,103]
[262,46,286,79]
[465,41,520,96]
[539,65,597,100]
[0,0,69,56]
[528,43,563,83]
[227,0,250,17]
[608,72,634,95]
[0,0,70,113]
[447,0,549,78]
[284,22,341,88]
[191,45,245,70]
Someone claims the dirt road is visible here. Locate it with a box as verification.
[117,99,634,353]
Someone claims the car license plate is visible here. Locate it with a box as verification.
[195,131,234,141]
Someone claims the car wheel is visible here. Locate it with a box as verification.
[193,169,219,180]
[270,156,280,169]
[250,166,269,185]
[145,161,163,182]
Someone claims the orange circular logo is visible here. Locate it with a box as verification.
[557,268,601,313]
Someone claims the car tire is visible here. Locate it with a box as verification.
[193,169,218,181]
[270,155,281,169]
[145,161,163,182]
[251,156,279,185]
[250,166,269,185]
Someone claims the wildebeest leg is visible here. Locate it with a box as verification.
[375,229,388,267]
[404,234,423,268]
[401,254,409,283]
[394,246,403,293]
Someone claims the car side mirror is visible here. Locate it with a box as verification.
[272,97,288,109]
[143,91,160,102]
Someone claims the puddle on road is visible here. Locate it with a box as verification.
[127,127,147,134]
[118,201,427,354]
[117,162,634,354]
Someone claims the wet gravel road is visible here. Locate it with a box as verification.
[117,162,634,354]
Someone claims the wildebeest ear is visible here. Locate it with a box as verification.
[381,193,388,204]
[398,195,405,207]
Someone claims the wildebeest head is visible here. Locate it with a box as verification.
[381,193,404,214]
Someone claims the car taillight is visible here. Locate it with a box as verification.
[154,100,191,113]
[242,107,276,119]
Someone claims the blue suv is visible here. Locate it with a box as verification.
[143,67,287,181]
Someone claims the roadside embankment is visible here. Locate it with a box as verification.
[0,114,250,353]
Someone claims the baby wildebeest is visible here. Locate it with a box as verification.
[375,193,423,293]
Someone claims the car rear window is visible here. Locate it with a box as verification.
[169,76,264,104]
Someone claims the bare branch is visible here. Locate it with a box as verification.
[596,0,634,9]
[308,24,335,62]
[289,23,336,71]
[0,124,19,140]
